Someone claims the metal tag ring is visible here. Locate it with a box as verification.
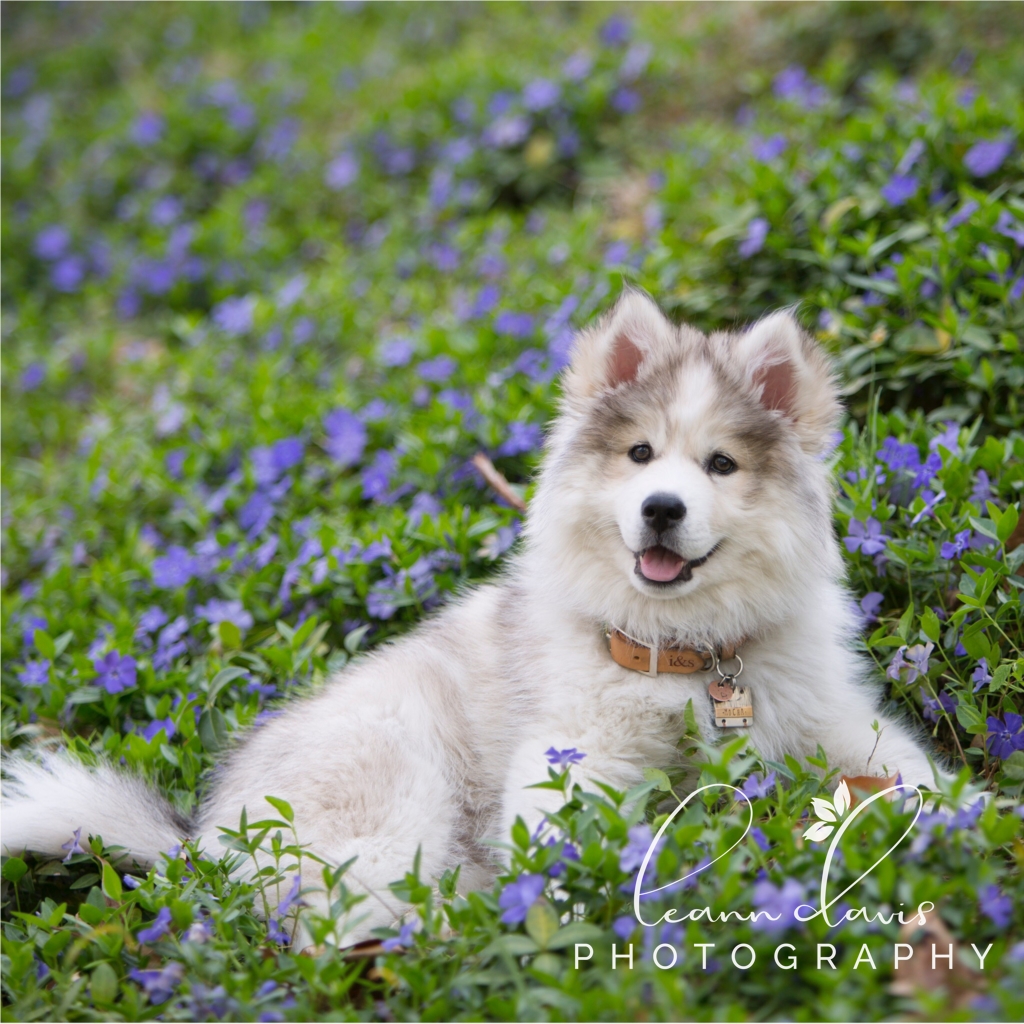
[716,653,743,680]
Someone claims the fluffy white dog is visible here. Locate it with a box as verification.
[3,291,941,939]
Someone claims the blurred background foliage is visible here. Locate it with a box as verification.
[2,2,1023,1020]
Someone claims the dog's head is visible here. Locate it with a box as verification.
[526,290,844,642]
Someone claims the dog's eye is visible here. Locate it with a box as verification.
[709,453,736,475]
[629,443,653,463]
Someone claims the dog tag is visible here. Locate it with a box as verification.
[711,684,753,729]
[708,679,735,702]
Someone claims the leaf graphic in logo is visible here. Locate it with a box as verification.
[811,798,837,823]
[833,780,851,817]
[802,820,834,842]
[803,781,852,843]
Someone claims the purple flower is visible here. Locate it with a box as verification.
[212,295,256,335]
[881,174,918,206]
[611,87,641,114]
[878,437,920,471]
[858,592,884,627]
[523,78,560,111]
[995,210,1024,246]
[613,915,635,940]
[323,408,367,467]
[361,538,392,563]
[17,659,50,687]
[61,827,88,863]
[150,195,182,227]
[599,15,632,46]
[971,659,992,693]
[929,421,960,455]
[152,545,198,588]
[324,151,359,190]
[483,113,531,149]
[604,241,631,266]
[417,356,456,383]
[498,873,545,924]
[497,421,542,457]
[563,51,594,82]
[494,311,535,338]
[34,224,70,260]
[738,217,769,258]
[887,643,933,684]
[750,134,787,162]
[844,518,890,556]
[946,199,979,230]
[750,827,770,851]
[964,138,1012,177]
[251,437,304,486]
[20,363,45,391]
[987,713,1024,759]
[741,771,777,800]
[921,688,957,723]
[408,491,441,527]
[912,452,942,489]
[472,283,500,318]
[140,718,176,742]
[941,529,972,560]
[751,878,806,935]
[381,921,417,952]
[138,906,172,944]
[94,651,137,694]
[131,111,165,146]
[379,337,415,367]
[129,962,183,1004]
[620,42,653,81]
[362,449,397,503]
[978,884,1012,928]
[51,255,86,292]
[619,824,655,873]
[195,599,254,632]
[545,747,586,770]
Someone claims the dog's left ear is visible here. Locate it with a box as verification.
[732,311,841,454]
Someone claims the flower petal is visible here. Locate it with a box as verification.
[811,797,836,822]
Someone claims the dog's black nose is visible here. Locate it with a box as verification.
[641,493,686,534]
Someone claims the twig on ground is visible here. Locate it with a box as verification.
[471,452,527,513]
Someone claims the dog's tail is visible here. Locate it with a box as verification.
[2,753,189,865]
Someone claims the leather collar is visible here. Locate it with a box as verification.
[607,627,740,677]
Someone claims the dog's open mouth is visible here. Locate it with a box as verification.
[634,543,719,585]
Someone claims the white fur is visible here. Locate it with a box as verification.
[2,293,942,942]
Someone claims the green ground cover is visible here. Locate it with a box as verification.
[2,3,1023,1020]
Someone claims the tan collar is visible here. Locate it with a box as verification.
[607,627,740,677]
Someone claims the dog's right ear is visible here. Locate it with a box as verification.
[562,289,676,401]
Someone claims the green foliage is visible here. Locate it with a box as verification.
[2,3,1023,1020]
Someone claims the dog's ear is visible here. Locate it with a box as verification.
[562,289,676,400]
[731,310,841,454]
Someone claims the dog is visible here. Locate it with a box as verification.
[3,291,942,941]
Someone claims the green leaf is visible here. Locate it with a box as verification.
[955,703,986,733]
[643,767,672,792]
[33,629,56,660]
[198,707,229,753]
[546,922,605,950]
[683,698,698,736]
[218,620,242,650]
[990,664,1012,691]
[264,795,294,824]
[511,817,530,851]
[897,605,914,642]
[997,504,1019,544]
[482,934,540,959]
[1,857,28,884]
[919,606,941,643]
[525,898,560,949]
[90,962,119,1005]
[344,624,371,655]
[1001,751,1024,781]
[207,666,249,706]
[101,861,122,902]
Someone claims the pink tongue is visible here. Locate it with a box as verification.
[640,546,685,582]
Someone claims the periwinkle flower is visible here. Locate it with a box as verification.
[946,199,979,230]
[381,921,417,952]
[986,713,1024,759]
[978,884,1012,928]
[887,643,933,684]
[522,78,560,111]
[494,311,534,338]
[881,174,918,206]
[195,598,254,632]
[379,337,415,367]
[61,826,89,863]
[844,517,890,556]
[497,422,542,457]
[94,651,137,694]
[741,771,777,800]
[152,544,198,588]
[33,224,70,260]
[212,295,256,335]
[129,962,183,1004]
[498,873,545,924]
[963,138,1012,177]
[751,878,806,935]
[137,906,172,944]
[738,217,769,258]
[545,747,586,770]
[323,408,367,467]
[750,134,787,162]
[325,151,359,189]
